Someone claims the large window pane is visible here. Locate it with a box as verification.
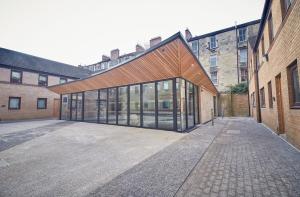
[108,88,117,124]
[77,93,83,120]
[71,94,77,120]
[118,86,128,125]
[84,90,98,123]
[143,83,155,128]
[194,85,199,124]
[129,85,140,126]
[99,89,107,123]
[176,78,186,131]
[157,80,173,130]
[187,82,194,128]
[61,94,71,120]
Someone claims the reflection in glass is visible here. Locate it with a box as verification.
[176,78,186,131]
[84,90,98,122]
[108,88,117,124]
[76,93,83,121]
[187,82,194,128]
[129,85,140,126]
[157,80,173,130]
[71,93,77,120]
[118,86,128,125]
[194,85,199,124]
[99,89,107,123]
[143,83,155,128]
[61,94,71,120]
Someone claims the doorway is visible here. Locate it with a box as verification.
[275,74,285,133]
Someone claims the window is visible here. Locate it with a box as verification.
[260,87,266,108]
[37,98,47,109]
[38,74,48,86]
[210,36,217,49]
[268,12,274,44]
[239,49,247,63]
[261,36,265,56]
[191,41,199,56]
[186,82,194,128]
[8,97,21,110]
[108,88,117,124]
[130,85,141,126]
[143,83,155,128]
[10,70,22,84]
[210,55,217,67]
[238,28,247,42]
[256,49,260,69]
[117,86,128,125]
[60,78,67,84]
[268,81,273,108]
[211,71,218,85]
[288,61,300,108]
[240,68,248,82]
[99,89,107,123]
[157,80,173,130]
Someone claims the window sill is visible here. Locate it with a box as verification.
[290,106,300,109]
[8,108,20,110]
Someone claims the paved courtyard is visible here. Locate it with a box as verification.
[0,118,299,197]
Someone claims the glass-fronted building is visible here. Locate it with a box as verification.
[50,32,218,132]
[61,78,200,131]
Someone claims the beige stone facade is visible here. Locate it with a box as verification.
[188,20,260,93]
[248,0,300,149]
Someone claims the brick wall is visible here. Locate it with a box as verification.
[0,83,59,121]
[249,0,300,149]
[218,93,249,117]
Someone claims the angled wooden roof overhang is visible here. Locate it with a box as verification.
[48,32,218,95]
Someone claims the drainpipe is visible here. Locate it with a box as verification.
[235,22,240,84]
[254,50,262,123]
[246,42,251,117]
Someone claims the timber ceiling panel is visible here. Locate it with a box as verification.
[48,34,217,95]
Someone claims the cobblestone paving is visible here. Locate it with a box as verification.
[0,121,74,151]
[176,118,300,197]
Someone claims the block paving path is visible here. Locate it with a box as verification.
[175,118,300,197]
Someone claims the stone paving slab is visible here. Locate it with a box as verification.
[88,121,228,197]
[175,118,300,197]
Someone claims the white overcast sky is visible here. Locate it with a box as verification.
[0,0,265,66]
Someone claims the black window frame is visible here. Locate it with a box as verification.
[38,74,48,86]
[268,81,273,108]
[260,87,266,108]
[37,98,47,109]
[209,36,217,49]
[59,77,67,84]
[288,60,300,109]
[8,96,21,110]
[238,27,247,43]
[10,70,22,84]
[268,12,274,45]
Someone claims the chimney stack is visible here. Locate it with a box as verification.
[150,36,161,47]
[110,49,119,60]
[102,55,110,61]
[136,44,145,53]
[185,28,192,41]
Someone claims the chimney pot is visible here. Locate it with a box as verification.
[110,49,119,60]
[136,44,145,53]
[185,28,192,41]
[150,36,162,47]
[102,55,110,61]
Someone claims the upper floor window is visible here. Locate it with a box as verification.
[210,36,217,49]
[10,70,22,84]
[210,55,217,67]
[239,49,247,63]
[288,61,300,108]
[211,71,218,85]
[268,81,273,108]
[38,74,48,86]
[256,49,260,69]
[268,12,274,44]
[8,97,21,110]
[238,28,247,42]
[240,68,248,82]
[191,41,199,56]
[60,78,67,84]
[261,36,265,56]
[37,98,47,109]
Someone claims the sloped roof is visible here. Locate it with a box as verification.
[48,32,218,95]
[0,48,91,78]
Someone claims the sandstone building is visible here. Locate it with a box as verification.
[248,0,299,148]
[186,20,260,93]
[0,48,90,121]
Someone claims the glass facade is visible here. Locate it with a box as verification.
[60,78,200,132]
